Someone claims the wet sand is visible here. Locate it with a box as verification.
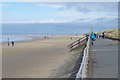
[2,36,84,78]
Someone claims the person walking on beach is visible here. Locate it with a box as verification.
[90,32,95,45]
[12,41,15,46]
[7,37,10,46]
[8,42,10,46]
[44,36,46,39]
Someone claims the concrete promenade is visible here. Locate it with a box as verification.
[91,38,118,78]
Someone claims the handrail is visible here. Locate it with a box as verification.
[75,35,90,80]
[68,36,86,46]
[68,36,86,49]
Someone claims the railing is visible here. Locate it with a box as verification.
[75,35,90,80]
[68,36,87,50]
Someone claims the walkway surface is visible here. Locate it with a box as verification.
[91,38,118,78]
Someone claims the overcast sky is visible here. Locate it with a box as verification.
[1,2,118,24]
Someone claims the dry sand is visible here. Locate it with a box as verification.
[2,36,84,78]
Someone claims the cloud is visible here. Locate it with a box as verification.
[64,2,117,13]
[95,17,106,21]
[36,2,118,15]
[73,18,91,22]
[2,19,70,23]
[58,3,93,13]
[36,3,65,9]
[76,7,91,13]
[2,2,118,24]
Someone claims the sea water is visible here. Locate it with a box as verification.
[1,35,32,42]
[1,23,116,42]
[1,23,85,42]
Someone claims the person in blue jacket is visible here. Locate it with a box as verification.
[90,32,95,45]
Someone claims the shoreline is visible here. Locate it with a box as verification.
[1,34,84,44]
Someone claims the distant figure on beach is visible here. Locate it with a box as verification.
[44,36,46,39]
[76,34,78,36]
[7,37,10,46]
[12,41,15,46]
[70,37,72,40]
[47,36,49,39]
[8,42,10,46]
[90,32,95,45]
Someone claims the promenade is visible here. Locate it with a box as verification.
[91,38,118,78]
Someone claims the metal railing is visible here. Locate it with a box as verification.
[75,35,90,80]
[68,36,87,50]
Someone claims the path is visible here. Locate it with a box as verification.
[91,38,118,78]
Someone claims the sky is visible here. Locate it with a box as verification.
[1,0,119,2]
[0,2,118,25]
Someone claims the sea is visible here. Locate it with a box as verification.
[1,23,116,42]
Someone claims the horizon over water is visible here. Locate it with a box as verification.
[1,23,117,42]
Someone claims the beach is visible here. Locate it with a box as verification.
[2,35,85,78]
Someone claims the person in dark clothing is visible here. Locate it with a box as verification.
[44,36,46,39]
[85,34,89,42]
[12,41,15,46]
[94,33,97,38]
[8,42,10,46]
[102,32,105,38]
[99,35,102,39]
[7,37,10,46]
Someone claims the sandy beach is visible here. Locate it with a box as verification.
[2,35,85,78]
